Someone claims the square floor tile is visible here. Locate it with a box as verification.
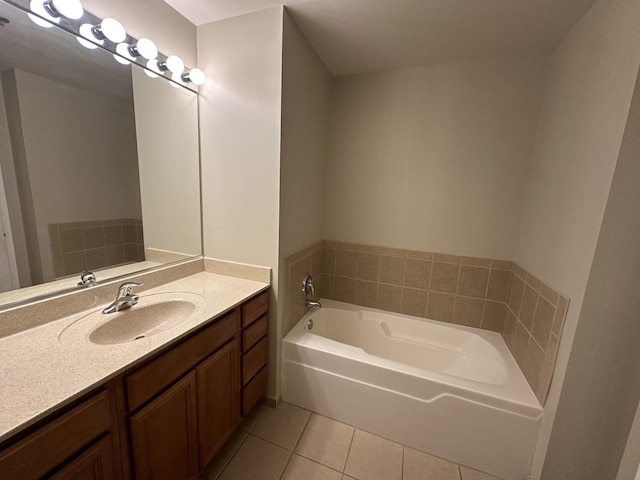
[252,402,312,450]
[344,430,402,480]
[239,404,270,433]
[403,447,460,480]
[282,455,342,480]
[217,435,290,480]
[201,429,247,480]
[296,414,355,471]
[460,466,503,480]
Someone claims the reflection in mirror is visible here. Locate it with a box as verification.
[0,0,202,308]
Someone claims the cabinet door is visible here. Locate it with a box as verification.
[196,339,240,469]
[49,435,115,480]
[130,372,199,480]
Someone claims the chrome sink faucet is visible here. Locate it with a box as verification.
[102,282,143,314]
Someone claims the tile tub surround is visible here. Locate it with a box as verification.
[283,240,569,405]
[49,218,145,278]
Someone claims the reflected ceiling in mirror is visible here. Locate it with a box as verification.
[0,0,202,309]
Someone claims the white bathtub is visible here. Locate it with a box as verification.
[281,300,542,480]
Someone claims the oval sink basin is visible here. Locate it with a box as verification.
[58,292,206,345]
[89,301,196,345]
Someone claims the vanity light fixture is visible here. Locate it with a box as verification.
[43,0,84,20]
[90,17,126,43]
[182,68,206,86]
[128,38,158,60]
[157,55,185,74]
[144,58,162,78]
[76,23,101,49]
[170,72,185,87]
[113,43,136,65]
[28,0,59,27]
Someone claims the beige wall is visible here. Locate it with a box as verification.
[5,69,141,282]
[510,0,640,476]
[198,7,284,399]
[323,54,549,260]
[131,67,201,257]
[83,0,197,67]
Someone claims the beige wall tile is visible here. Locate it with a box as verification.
[429,262,459,294]
[526,273,541,291]
[83,227,105,249]
[456,266,489,298]
[519,286,538,331]
[290,261,302,297]
[123,224,137,244]
[453,297,483,328]
[553,296,569,336]
[336,241,358,251]
[502,309,518,348]
[104,225,124,246]
[532,297,555,350]
[512,263,527,281]
[321,274,335,300]
[401,288,427,317]
[426,292,455,323]
[406,250,432,260]
[322,240,337,249]
[539,282,559,306]
[62,251,86,275]
[295,414,354,472]
[433,253,461,264]
[357,244,384,255]
[380,256,405,285]
[523,340,545,392]
[335,250,357,277]
[491,259,513,270]
[105,245,125,266]
[508,275,525,315]
[487,269,512,302]
[461,256,491,267]
[482,301,507,332]
[301,255,312,279]
[86,248,108,270]
[60,228,84,253]
[404,259,431,289]
[355,280,378,308]
[344,430,403,480]
[334,276,356,303]
[377,284,402,313]
[312,250,322,277]
[403,447,460,480]
[136,225,144,244]
[513,321,530,369]
[356,253,381,281]
[321,248,336,274]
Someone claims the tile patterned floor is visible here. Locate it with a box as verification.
[201,403,504,480]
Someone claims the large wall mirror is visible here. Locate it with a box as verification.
[0,0,202,308]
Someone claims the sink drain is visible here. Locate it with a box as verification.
[134,335,146,340]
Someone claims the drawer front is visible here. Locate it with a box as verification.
[0,391,111,480]
[241,336,268,386]
[242,366,268,417]
[126,310,238,412]
[241,290,269,328]
[241,314,268,353]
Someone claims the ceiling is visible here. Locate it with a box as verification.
[163,0,598,76]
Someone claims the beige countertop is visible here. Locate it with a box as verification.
[0,271,269,443]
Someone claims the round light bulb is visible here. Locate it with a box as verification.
[187,68,205,86]
[145,59,162,78]
[50,0,84,19]
[165,55,184,74]
[114,43,136,65]
[136,38,158,60]
[100,18,126,43]
[76,23,101,49]
[28,0,59,28]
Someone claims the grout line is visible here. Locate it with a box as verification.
[344,426,357,475]
[213,432,250,480]
[401,444,405,479]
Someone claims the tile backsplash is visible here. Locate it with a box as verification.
[282,240,569,405]
[49,218,145,278]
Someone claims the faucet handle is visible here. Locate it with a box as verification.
[302,275,315,296]
[118,281,143,297]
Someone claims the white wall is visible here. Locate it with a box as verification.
[131,67,201,257]
[511,0,640,476]
[322,54,549,259]
[7,69,141,282]
[279,10,331,258]
[198,7,284,399]
[83,0,197,68]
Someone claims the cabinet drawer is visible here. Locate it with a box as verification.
[49,434,115,480]
[242,366,268,417]
[126,310,237,412]
[241,290,269,328]
[0,391,111,480]
[242,336,268,386]
[242,314,268,353]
